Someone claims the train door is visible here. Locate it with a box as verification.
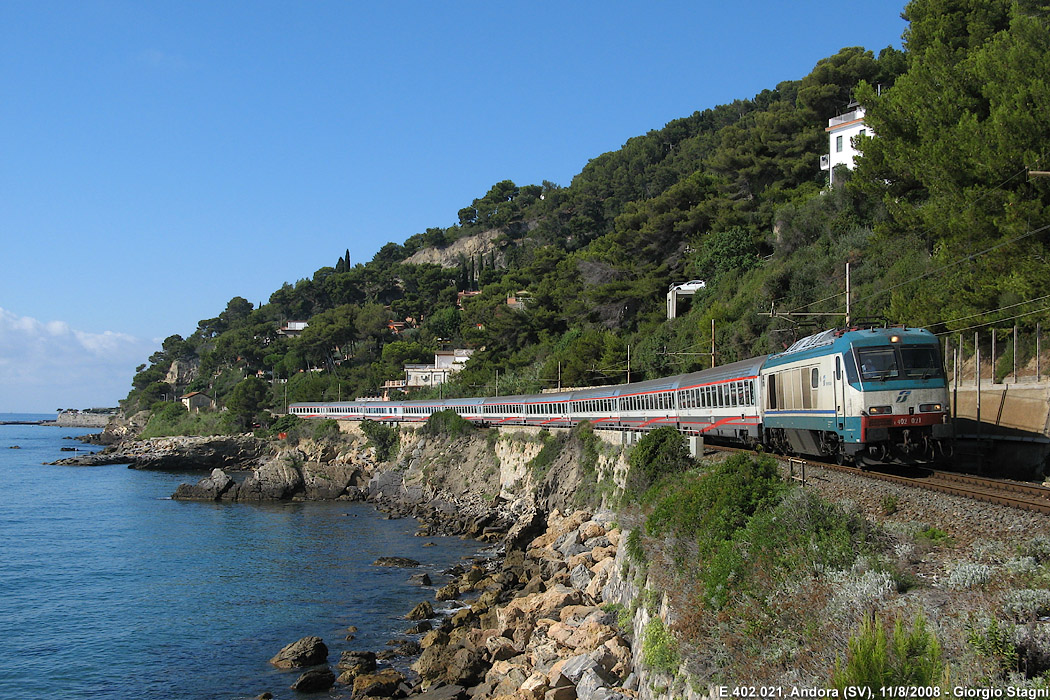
[834,356,845,432]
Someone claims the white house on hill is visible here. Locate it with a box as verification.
[821,103,870,185]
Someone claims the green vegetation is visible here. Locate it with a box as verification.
[832,614,945,690]
[139,402,225,438]
[359,419,399,461]
[627,426,694,490]
[421,410,475,438]
[642,618,680,674]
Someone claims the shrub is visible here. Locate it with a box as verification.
[422,409,474,438]
[359,419,399,461]
[946,562,994,590]
[966,616,1019,675]
[646,452,783,548]
[881,495,899,515]
[831,613,945,690]
[628,425,693,489]
[642,618,679,674]
[311,418,342,442]
[1003,589,1050,622]
[625,528,646,565]
[140,402,226,438]
[1020,536,1050,564]
[267,413,303,443]
[702,487,877,609]
[916,526,952,545]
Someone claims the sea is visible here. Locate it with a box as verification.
[0,414,486,700]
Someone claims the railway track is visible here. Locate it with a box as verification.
[801,456,1050,514]
[706,444,1050,514]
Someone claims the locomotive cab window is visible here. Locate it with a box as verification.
[856,347,899,380]
[900,345,944,379]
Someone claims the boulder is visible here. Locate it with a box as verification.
[238,453,304,500]
[269,636,328,669]
[447,646,487,686]
[352,668,405,697]
[290,666,335,692]
[406,600,434,620]
[336,650,376,676]
[171,468,236,501]
[301,460,358,499]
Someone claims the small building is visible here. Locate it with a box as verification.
[507,291,532,310]
[397,349,475,390]
[821,103,870,185]
[181,391,215,413]
[278,321,309,337]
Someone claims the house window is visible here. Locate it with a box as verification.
[836,135,843,152]
[859,129,867,137]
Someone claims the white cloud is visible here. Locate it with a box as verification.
[0,307,158,413]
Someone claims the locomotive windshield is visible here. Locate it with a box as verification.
[855,344,943,381]
[900,345,943,379]
[857,347,898,380]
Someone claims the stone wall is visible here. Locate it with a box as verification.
[55,411,116,428]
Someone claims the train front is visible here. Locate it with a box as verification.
[845,327,952,465]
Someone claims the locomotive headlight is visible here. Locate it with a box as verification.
[868,405,892,415]
[889,335,900,343]
[920,403,943,412]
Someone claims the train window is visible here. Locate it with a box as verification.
[900,346,943,379]
[811,367,819,389]
[801,370,813,409]
[857,347,899,380]
[767,375,777,409]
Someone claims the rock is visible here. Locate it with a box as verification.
[420,629,449,649]
[409,572,433,586]
[552,652,615,688]
[385,638,422,656]
[569,563,594,591]
[374,556,421,568]
[406,620,433,634]
[337,650,376,675]
[172,468,235,501]
[352,668,405,697]
[269,636,328,669]
[447,646,487,685]
[435,583,460,601]
[406,600,434,620]
[238,452,304,500]
[132,435,265,471]
[290,666,335,692]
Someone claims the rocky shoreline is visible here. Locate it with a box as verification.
[263,507,637,700]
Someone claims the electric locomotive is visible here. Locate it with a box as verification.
[760,327,952,465]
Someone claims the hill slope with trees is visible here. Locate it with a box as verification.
[122,0,1050,432]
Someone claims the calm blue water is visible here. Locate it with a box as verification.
[0,418,483,700]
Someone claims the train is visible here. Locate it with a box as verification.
[288,326,953,466]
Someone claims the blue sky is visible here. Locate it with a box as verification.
[0,1,908,413]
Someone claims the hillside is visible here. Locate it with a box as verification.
[119,0,1050,434]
